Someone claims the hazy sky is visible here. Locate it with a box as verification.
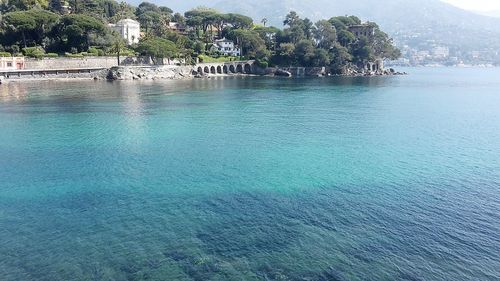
[442,0,500,11]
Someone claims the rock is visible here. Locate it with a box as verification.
[274,69,292,77]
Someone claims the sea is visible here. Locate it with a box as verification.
[0,68,499,280]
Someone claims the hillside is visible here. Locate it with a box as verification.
[128,0,500,64]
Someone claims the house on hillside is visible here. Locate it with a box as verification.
[109,19,141,45]
[348,24,375,38]
[167,22,188,34]
[210,38,241,57]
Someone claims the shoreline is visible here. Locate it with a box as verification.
[0,65,406,84]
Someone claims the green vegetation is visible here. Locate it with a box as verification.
[198,55,238,63]
[0,0,399,69]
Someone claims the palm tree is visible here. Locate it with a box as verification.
[112,38,126,65]
[261,17,268,27]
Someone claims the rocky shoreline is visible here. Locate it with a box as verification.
[0,65,406,84]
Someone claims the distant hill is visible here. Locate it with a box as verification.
[127,0,500,62]
[474,10,500,18]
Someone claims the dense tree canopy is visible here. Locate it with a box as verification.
[0,0,399,70]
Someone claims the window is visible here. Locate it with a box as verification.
[7,62,12,67]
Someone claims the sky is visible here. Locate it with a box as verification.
[441,0,500,11]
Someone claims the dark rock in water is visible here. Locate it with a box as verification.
[106,69,118,81]
[275,69,292,77]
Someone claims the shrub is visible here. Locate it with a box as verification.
[22,47,45,59]
[0,52,12,57]
[65,53,84,58]
[256,58,268,68]
[88,47,99,56]
[44,53,59,58]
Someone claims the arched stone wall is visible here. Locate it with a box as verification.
[195,61,255,76]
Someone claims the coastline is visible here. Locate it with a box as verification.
[0,65,406,84]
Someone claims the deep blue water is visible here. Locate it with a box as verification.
[0,68,499,280]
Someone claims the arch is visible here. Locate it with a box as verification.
[229,65,236,73]
[366,63,371,70]
[210,66,216,74]
[217,65,222,74]
[244,64,252,73]
[372,64,377,71]
[223,65,228,74]
[204,66,210,73]
[197,67,203,74]
[236,64,243,73]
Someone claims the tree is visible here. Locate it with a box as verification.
[337,29,355,48]
[302,18,313,39]
[351,36,373,64]
[261,17,267,27]
[226,13,252,29]
[276,42,295,65]
[136,37,178,64]
[330,43,352,73]
[294,39,315,66]
[368,22,401,60]
[310,48,330,67]
[283,11,300,27]
[314,20,337,50]
[3,11,37,47]
[228,29,268,60]
[56,14,106,52]
[254,26,279,51]
[111,37,125,65]
[7,0,48,10]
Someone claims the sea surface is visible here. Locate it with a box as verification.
[0,68,499,281]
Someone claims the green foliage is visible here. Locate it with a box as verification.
[22,46,45,58]
[0,51,12,57]
[64,52,84,57]
[88,47,99,56]
[198,54,236,63]
[56,14,107,52]
[0,0,399,71]
[135,37,178,62]
[44,52,58,57]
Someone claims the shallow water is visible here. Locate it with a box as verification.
[0,68,499,280]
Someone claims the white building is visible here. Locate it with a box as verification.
[432,46,450,58]
[109,19,140,45]
[0,57,25,70]
[211,38,241,57]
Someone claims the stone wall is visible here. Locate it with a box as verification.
[23,56,183,70]
[24,57,120,70]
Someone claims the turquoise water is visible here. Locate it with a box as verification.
[0,68,499,280]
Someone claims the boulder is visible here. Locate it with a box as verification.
[274,69,292,77]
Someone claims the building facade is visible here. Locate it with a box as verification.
[211,38,241,57]
[167,22,187,34]
[0,57,25,70]
[109,19,141,45]
[348,24,375,38]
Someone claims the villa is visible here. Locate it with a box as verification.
[109,19,141,45]
[211,38,241,57]
[348,24,375,38]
